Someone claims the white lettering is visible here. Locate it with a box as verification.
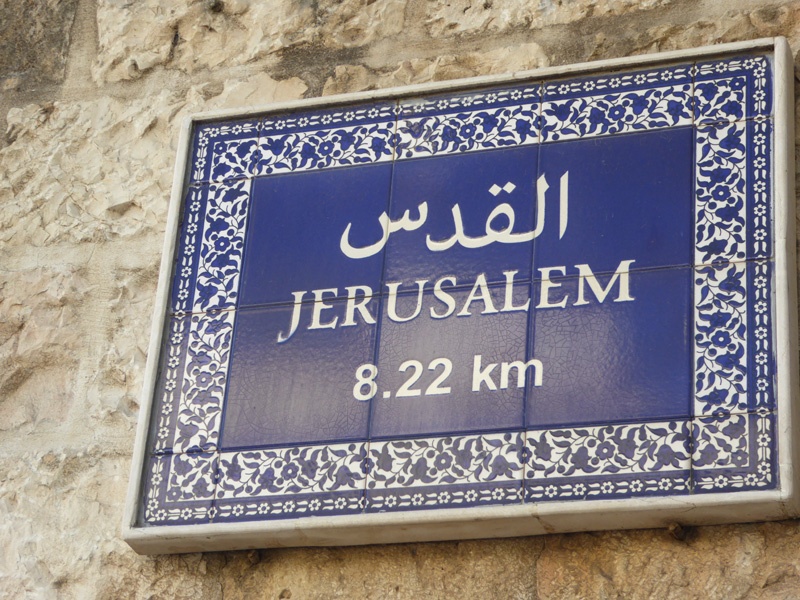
[431,276,457,319]
[309,288,339,330]
[501,270,530,313]
[472,354,497,391]
[386,280,427,322]
[500,359,543,389]
[457,274,498,316]
[536,266,568,309]
[342,285,376,327]
[277,290,307,343]
[574,260,636,305]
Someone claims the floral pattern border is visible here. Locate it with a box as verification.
[142,54,777,525]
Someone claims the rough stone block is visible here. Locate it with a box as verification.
[0,0,79,85]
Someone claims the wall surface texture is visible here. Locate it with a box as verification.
[2,0,800,598]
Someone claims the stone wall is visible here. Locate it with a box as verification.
[1,0,800,597]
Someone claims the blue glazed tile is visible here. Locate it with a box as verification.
[694,54,772,124]
[694,118,772,265]
[397,83,541,120]
[169,178,253,315]
[255,101,397,177]
[238,162,393,308]
[694,121,747,265]
[170,185,208,314]
[366,431,524,513]
[534,127,693,277]
[189,118,261,184]
[541,64,693,143]
[691,411,777,493]
[366,481,523,514]
[150,311,235,455]
[147,313,192,456]
[384,145,538,288]
[369,285,530,439]
[212,489,366,523]
[212,443,367,522]
[220,300,378,450]
[527,266,693,429]
[693,260,776,418]
[747,259,776,413]
[524,420,692,498]
[747,117,773,260]
[168,185,207,315]
[261,101,397,136]
[544,63,693,100]
[139,452,217,526]
[394,83,541,161]
[524,470,692,503]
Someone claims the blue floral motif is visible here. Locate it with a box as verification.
[191,121,259,183]
[215,443,367,500]
[256,121,396,176]
[541,84,693,142]
[694,122,747,264]
[694,54,770,123]
[143,453,218,524]
[368,433,523,490]
[193,180,252,313]
[394,102,540,160]
[693,412,774,492]
[694,261,747,416]
[172,311,234,453]
[525,421,691,479]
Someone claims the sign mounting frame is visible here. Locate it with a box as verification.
[124,37,798,555]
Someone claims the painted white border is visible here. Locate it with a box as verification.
[772,36,798,515]
[123,38,797,554]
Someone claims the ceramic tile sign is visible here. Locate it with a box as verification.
[125,39,799,554]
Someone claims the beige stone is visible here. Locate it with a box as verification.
[93,0,406,83]
[535,524,800,600]
[0,265,85,434]
[318,0,406,49]
[1,96,177,246]
[0,449,134,599]
[323,42,550,95]
[0,73,306,248]
[0,0,79,84]
[425,0,673,37]
[92,0,316,83]
[552,3,800,66]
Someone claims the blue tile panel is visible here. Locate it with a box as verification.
[238,163,392,308]
[220,300,378,449]
[141,52,779,526]
[692,411,777,493]
[371,285,531,439]
[694,55,772,124]
[534,127,694,275]
[384,145,538,287]
[528,266,693,429]
[189,118,261,185]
